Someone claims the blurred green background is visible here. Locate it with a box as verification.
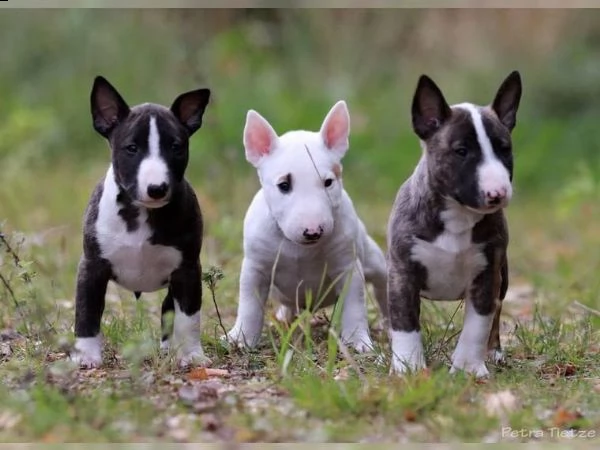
[1,9,600,313]
[2,9,600,203]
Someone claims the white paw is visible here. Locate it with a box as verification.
[71,336,102,369]
[71,351,102,369]
[389,330,426,376]
[341,331,374,353]
[450,355,490,378]
[177,345,212,368]
[170,304,211,367]
[223,326,259,349]
[488,348,505,364]
[390,352,426,375]
[390,359,426,376]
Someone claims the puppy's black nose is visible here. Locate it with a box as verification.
[147,182,169,200]
[303,228,323,242]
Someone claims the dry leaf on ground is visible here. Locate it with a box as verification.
[187,368,230,381]
[552,407,583,428]
[404,409,418,422]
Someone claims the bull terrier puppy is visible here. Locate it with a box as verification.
[71,76,211,368]
[387,71,522,377]
[225,101,388,352]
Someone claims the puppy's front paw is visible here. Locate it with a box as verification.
[71,352,103,369]
[389,330,426,376]
[451,338,491,378]
[390,353,426,376]
[450,354,490,378]
[223,326,258,349]
[177,345,212,368]
[71,336,103,369]
[342,331,374,353]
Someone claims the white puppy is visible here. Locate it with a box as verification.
[226,101,388,352]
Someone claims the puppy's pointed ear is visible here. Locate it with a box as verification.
[492,71,522,131]
[243,110,279,167]
[170,88,211,136]
[320,100,350,158]
[411,75,451,140]
[91,76,130,138]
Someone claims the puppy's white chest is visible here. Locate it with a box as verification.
[95,194,181,293]
[275,250,328,286]
[411,230,487,300]
[260,240,344,309]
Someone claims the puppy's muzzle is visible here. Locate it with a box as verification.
[484,186,509,208]
[147,182,170,201]
[302,226,324,243]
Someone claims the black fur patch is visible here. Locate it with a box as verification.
[116,187,140,232]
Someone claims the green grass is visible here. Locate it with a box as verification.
[1,8,600,444]
[1,165,600,443]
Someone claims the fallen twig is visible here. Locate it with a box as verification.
[572,300,600,317]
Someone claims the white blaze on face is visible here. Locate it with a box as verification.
[137,116,169,202]
[456,103,512,204]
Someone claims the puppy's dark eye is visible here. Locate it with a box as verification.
[126,144,138,155]
[497,142,512,154]
[277,181,291,193]
[171,142,183,153]
[454,146,468,157]
[324,178,334,188]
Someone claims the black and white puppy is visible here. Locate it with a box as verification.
[387,71,522,377]
[71,76,211,369]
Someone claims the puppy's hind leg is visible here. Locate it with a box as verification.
[160,288,174,353]
[363,235,389,326]
[337,262,374,353]
[487,300,504,364]
[488,258,508,364]
[270,286,294,326]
